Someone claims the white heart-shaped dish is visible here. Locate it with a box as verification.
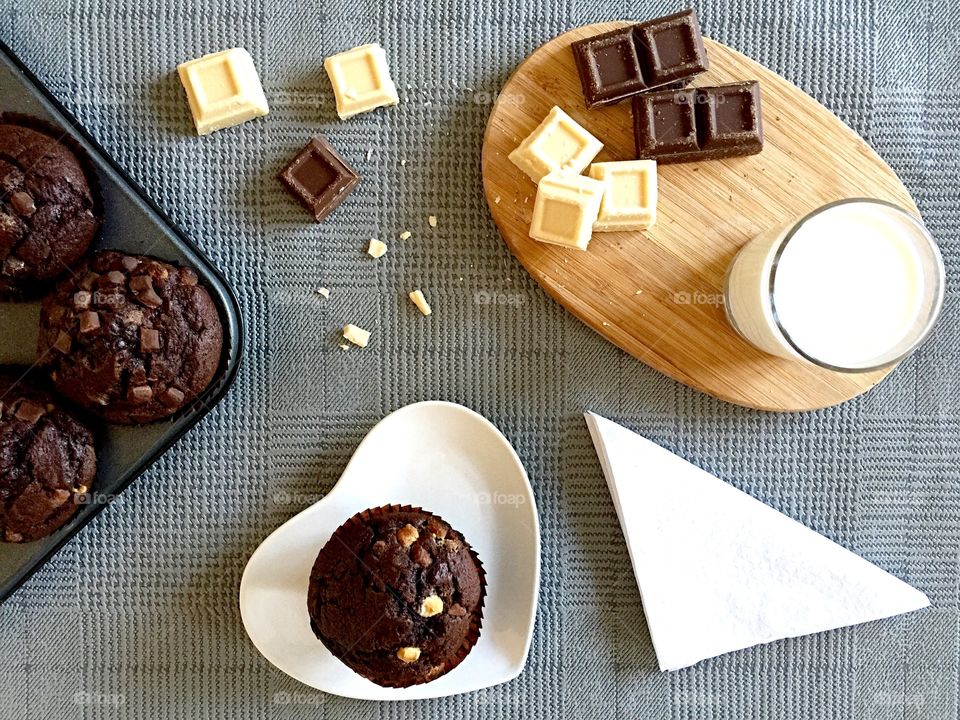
[239,401,541,700]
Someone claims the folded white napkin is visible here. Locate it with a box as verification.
[585,412,930,671]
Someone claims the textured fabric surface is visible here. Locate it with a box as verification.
[1,0,958,717]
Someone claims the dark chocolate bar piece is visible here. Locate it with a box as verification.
[573,26,648,106]
[633,10,709,87]
[279,136,360,222]
[572,10,708,108]
[633,81,763,163]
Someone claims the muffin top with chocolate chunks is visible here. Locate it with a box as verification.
[36,250,223,425]
[0,120,100,298]
[0,373,96,543]
[308,506,485,688]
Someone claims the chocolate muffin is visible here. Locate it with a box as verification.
[36,250,223,425]
[0,373,96,543]
[0,118,100,298]
[308,505,485,688]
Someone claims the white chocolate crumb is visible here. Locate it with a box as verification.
[366,148,373,160]
[397,647,421,663]
[338,343,349,351]
[494,195,501,204]
[428,215,437,228]
[343,324,371,348]
[419,595,443,617]
[316,287,330,299]
[409,289,432,316]
[400,158,407,166]
[367,239,388,258]
[399,230,412,241]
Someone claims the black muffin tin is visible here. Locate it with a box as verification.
[0,41,243,602]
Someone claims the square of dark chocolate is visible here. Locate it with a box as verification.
[279,136,360,222]
[572,27,646,107]
[634,9,709,86]
[695,82,764,155]
[633,88,699,159]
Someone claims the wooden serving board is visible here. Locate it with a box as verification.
[481,22,918,412]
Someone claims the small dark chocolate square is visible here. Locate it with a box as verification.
[633,88,699,159]
[634,9,709,86]
[572,27,646,108]
[279,136,360,222]
[696,82,764,155]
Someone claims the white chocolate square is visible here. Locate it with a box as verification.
[509,106,603,183]
[324,44,399,119]
[529,172,605,250]
[588,160,658,231]
[178,48,269,136]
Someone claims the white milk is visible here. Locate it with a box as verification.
[725,200,944,370]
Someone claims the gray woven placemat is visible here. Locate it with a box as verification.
[1,0,957,717]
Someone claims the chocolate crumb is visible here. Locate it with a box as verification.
[140,327,161,353]
[14,400,45,423]
[52,331,72,354]
[10,191,36,217]
[78,311,100,333]
[128,385,153,403]
[161,387,185,407]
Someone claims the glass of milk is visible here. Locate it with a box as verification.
[724,199,945,372]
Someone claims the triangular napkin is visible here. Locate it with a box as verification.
[585,412,929,671]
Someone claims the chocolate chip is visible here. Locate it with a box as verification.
[121,256,140,271]
[73,290,92,310]
[15,400,45,423]
[427,518,447,539]
[411,544,433,567]
[160,387,185,407]
[78,311,100,333]
[128,385,153,403]
[10,191,36,217]
[53,331,72,354]
[78,271,97,291]
[105,270,126,285]
[140,327,161,352]
[130,275,163,308]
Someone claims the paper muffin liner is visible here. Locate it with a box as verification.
[322,503,487,689]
